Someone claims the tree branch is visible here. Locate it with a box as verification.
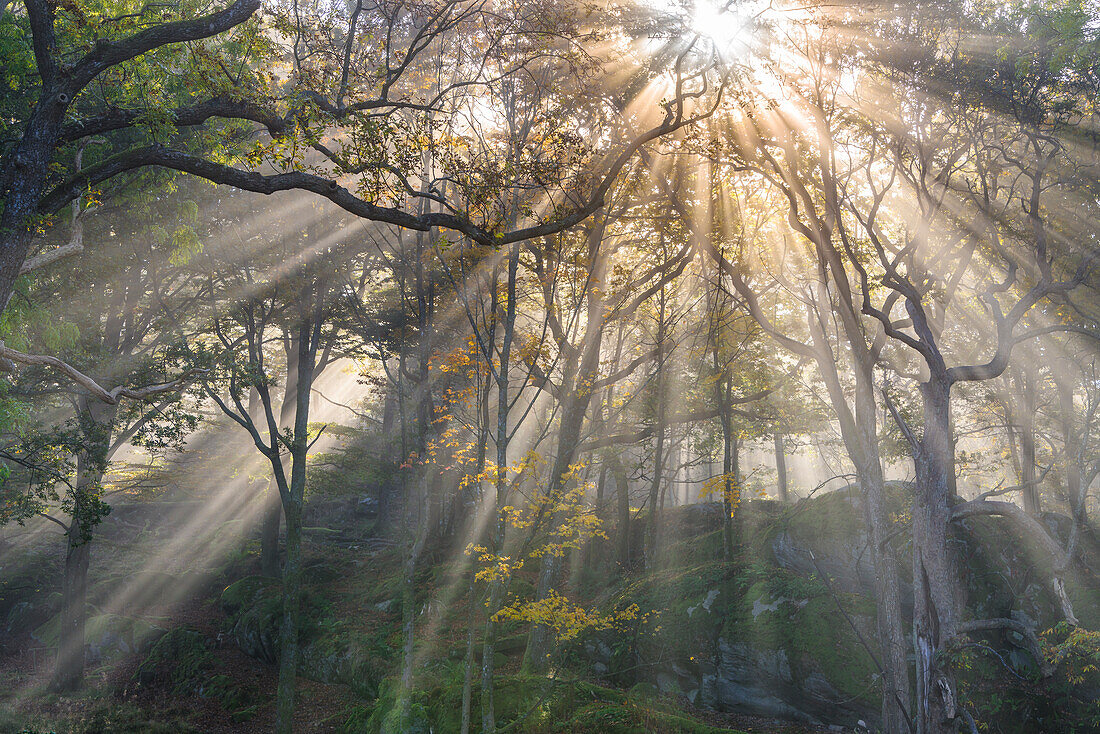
[0,343,202,405]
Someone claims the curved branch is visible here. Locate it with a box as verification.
[61,95,290,142]
[958,618,1053,677]
[0,343,202,405]
[68,0,262,95]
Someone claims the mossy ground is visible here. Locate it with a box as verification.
[354,672,748,734]
[3,487,1098,732]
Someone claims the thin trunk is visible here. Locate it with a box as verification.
[808,302,912,733]
[260,490,281,577]
[606,327,630,569]
[1019,367,1040,515]
[773,432,789,503]
[710,318,735,560]
[460,573,479,734]
[247,386,281,578]
[263,335,302,577]
[1054,369,1088,614]
[720,393,735,560]
[397,224,437,720]
[52,510,91,691]
[614,455,631,568]
[526,213,612,671]
[644,406,667,569]
[482,246,518,734]
[274,307,321,734]
[643,297,668,571]
[460,369,494,734]
[274,498,302,734]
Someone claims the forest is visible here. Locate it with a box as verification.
[0,0,1098,732]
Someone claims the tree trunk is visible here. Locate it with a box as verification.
[260,487,281,577]
[52,521,91,691]
[614,455,631,568]
[482,245,518,733]
[1019,366,1041,515]
[643,410,667,570]
[644,297,668,571]
[263,332,302,578]
[807,301,912,733]
[51,398,115,692]
[773,432,789,503]
[460,571,478,734]
[274,497,302,734]
[461,377,494,734]
[274,307,321,734]
[912,376,961,734]
[480,573,506,733]
[525,215,612,671]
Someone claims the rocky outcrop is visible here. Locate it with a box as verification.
[592,565,881,730]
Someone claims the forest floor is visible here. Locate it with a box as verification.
[0,492,864,733]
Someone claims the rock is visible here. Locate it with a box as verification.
[707,670,820,724]
[656,671,681,695]
[356,496,380,517]
[802,671,841,703]
[689,589,721,617]
[32,612,164,664]
[751,594,791,619]
[5,601,36,635]
[702,589,720,612]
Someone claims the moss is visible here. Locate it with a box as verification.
[68,702,202,734]
[610,553,878,708]
[135,627,255,719]
[31,612,164,658]
[563,700,738,733]
[361,672,745,734]
[713,566,878,704]
[219,575,276,616]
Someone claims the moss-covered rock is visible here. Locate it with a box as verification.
[31,611,165,664]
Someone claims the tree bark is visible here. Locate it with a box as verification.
[51,397,116,692]
[773,432,789,503]
[807,302,912,734]
[481,245,518,733]
[1018,366,1041,515]
[643,295,668,571]
[274,496,302,734]
[259,492,281,577]
[911,376,961,734]
[613,455,631,568]
[274,307,322,734]
[525,214,612,671]
[52,516,92,691]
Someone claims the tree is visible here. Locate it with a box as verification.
[0,0,264,309]
[0,176,203,690]
[196,211,346,734]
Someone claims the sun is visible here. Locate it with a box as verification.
[691,1,752,52]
